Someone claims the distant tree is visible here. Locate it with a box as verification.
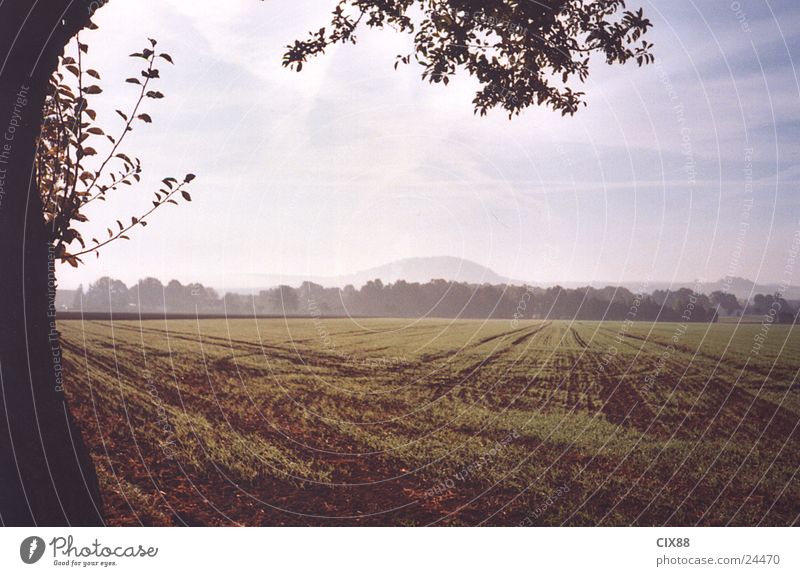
[710,291,741,315]
[82,276,130,311]
[360,279,386,316]
[223,292,249,315]
[256,289,275,314]
[776,298,796,324]
[187,283,220,313]
[165,279,188,312]
[748,293,798,323]
[131,277,165,311]
[751,294,769,314]
[71,284,85,309]
[275,285,299,312]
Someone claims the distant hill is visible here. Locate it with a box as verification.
[225,256,516,293]
[337,256,513,287]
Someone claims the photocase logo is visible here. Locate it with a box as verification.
[20,536,45,564]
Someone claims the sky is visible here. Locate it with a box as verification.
[56,0,800,290]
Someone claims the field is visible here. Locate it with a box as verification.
[58,318,800,526]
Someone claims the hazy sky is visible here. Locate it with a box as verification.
[56,0,800,290]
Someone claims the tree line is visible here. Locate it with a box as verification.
[67,276,799,323]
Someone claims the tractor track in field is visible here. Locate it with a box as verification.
[511,322,552,346]
[435,323,553,407]
[593,326,800,440]
[597,325,774,378]
[413,323,543,366]
[594,354,656,431]
[455,323,552,379]
[92,320,399,377]
[570,327,590,349]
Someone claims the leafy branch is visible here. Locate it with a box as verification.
[73,174,195,258]
[283,0,654,118]
[37,34,194,267]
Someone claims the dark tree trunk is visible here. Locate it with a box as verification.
[0,0,103,526]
